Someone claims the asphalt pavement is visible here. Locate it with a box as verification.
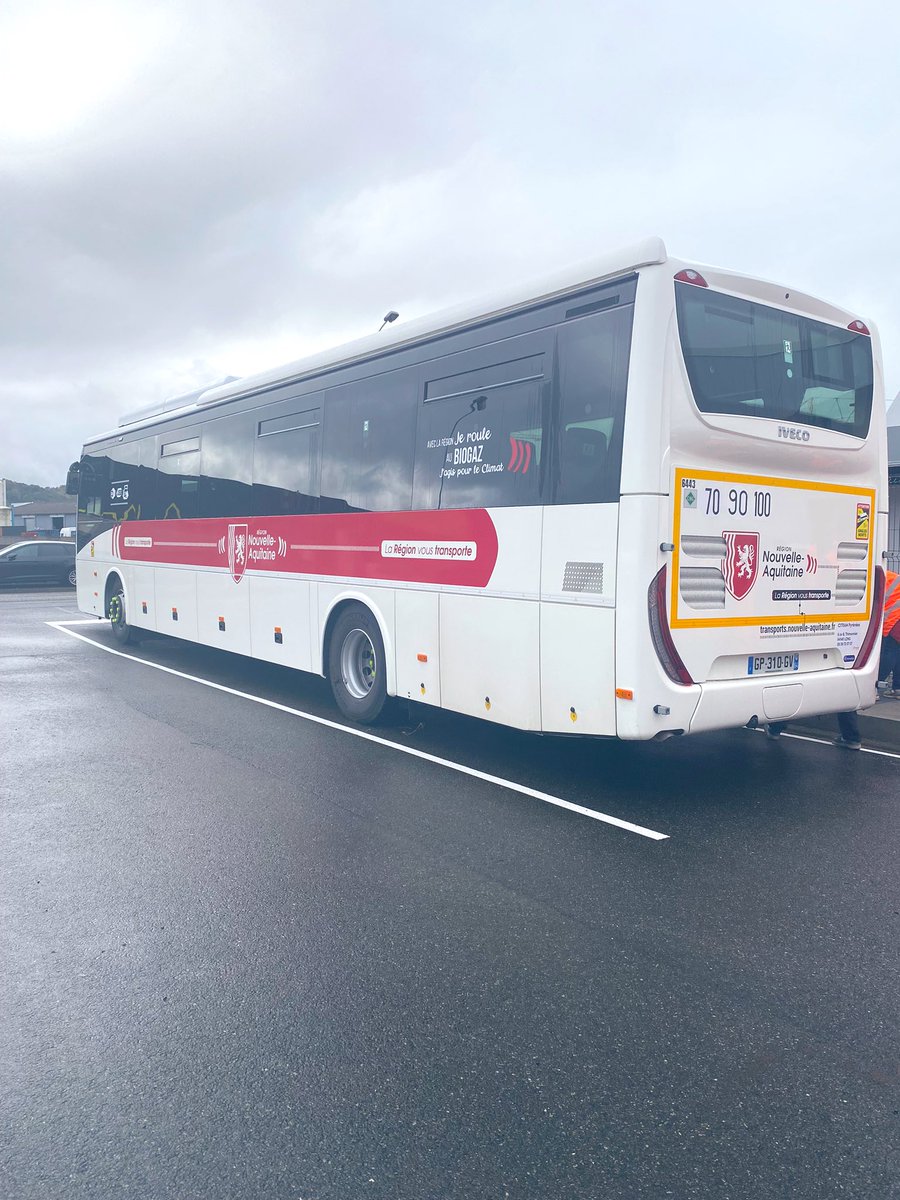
[1,587,898,1200]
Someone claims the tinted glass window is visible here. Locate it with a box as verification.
[253,404,320,516]
[200,414,254,518]
[6,544,39,560]
[322,371,417,512]
[79,453,110,516]
[161,436,200,456]
[553,305,633,504]
[414,362,545,510]
[107,442,140,517]
[77,452,115,549]
[154,430,200,519]
[38,543,72,558]
[676,284,873,437]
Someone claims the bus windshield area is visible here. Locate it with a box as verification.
[675,283,873,438]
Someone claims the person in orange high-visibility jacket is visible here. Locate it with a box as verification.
[768,571,900,748]
[878,570,900,695]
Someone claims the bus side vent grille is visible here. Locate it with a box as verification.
[563,561,604,593]
[836,541,868,562]
[680,535,726,559]
[679,567,726,609]
[835,569,867,606]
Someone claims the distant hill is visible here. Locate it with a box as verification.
[4,480,67,503]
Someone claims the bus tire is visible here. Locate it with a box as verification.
[327,604,387,723]
[108,584,137,645]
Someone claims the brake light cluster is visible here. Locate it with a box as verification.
[647,565,694,685]
[673,269,708,288]
[852,565,885,670]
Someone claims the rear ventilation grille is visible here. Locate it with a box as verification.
[563,561,604,593]
[835,569,867,606]
[679,566,726,610]
[680,535,726,559]
[836,541,868,562]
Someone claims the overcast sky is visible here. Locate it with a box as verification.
[3,0,899,484]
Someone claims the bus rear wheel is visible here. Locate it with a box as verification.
[108,586,137,645]
[327,604,387,723]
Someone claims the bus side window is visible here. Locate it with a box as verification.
[79,453,110,517]
[105,440,143,522]
[156,433,201,520]
[253,407,321,517]
[554,305,633,505]
[200,414,254,519]
[76,452,114,550]
[321,371,417,513]
[414,349,546,511]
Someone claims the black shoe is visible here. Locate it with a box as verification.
[832,736,861,751]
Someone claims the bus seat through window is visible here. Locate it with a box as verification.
[558,426,608,504]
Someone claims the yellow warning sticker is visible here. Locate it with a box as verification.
[856,503,870,541]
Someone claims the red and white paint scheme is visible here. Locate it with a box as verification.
[112,510,499,589]
[74,239,887,739]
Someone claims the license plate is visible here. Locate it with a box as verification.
[747,653,799,676]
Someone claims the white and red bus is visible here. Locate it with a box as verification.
[68,237,887,739]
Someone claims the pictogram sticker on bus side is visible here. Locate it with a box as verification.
[856,503,870,541]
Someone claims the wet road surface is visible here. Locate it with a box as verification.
[2,589,898,1199]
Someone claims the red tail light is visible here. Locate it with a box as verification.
[674,269,708,287]
[648,565,694,685]
[848,319,870,336]
[852,565,884,670]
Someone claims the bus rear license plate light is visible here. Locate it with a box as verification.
[747,653,799,675]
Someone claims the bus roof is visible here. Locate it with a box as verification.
[99,236,667,443]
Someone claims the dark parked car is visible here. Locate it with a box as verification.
[0,540,77,588]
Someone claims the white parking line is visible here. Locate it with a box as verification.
[47,620,670,841]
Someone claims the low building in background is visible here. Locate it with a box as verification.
[9,499,78,536]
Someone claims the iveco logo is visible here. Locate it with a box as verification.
[777,425,811,442]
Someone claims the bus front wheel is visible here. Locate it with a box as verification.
[327,604,387,723]
[108,585,137,645]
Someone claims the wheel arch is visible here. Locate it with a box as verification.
[103,568,126,618]
[320,591,396,697]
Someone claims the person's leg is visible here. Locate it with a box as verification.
[883,638,897,686]
[836,710,861,749]
[886,638,900,694]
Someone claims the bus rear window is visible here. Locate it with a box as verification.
[676,284,873,438]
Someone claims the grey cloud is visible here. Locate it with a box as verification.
[2,0,900,482]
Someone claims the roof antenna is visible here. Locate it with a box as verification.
[379,310,399,332]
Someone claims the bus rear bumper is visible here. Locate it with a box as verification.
[688,669,873,735]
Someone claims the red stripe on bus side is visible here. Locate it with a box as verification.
[114,509,499,587]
